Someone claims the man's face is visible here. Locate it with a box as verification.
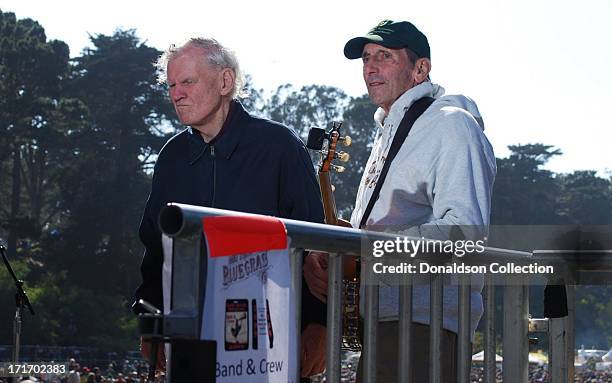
[167,45,225,131]
[362,43,415,113]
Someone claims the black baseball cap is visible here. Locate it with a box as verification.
[344,19,430,60]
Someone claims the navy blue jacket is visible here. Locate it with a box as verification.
[135,101,326,329]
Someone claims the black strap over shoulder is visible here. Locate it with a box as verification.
[359,96,435,229]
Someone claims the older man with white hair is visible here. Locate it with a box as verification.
[134,37,327,377]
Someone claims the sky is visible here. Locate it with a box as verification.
[2,0,611,175]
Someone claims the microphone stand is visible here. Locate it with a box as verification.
[0,241,35,364]
[136,299,164,383]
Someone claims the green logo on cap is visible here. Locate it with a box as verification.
[370,20,395,35]
[377,20,393,27]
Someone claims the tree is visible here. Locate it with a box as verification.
[0,11,84,258]
[491,144,563,224]
[336,95,378,217]
[265,84,350,139]
[557,171,612,225]
[51,30,179,296]
[238,74,265,115]
[263,85,375,218]
[575,286,612,348]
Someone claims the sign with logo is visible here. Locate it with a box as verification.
[162,216,297,383]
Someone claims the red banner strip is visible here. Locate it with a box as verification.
[202,216,287,257]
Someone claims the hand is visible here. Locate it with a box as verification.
[304,251,328,303]
[300,323,326,377]
[140,337,166,372]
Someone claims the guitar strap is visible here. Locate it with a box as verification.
[359,96,435,229]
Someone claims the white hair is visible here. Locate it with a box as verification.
[155,37,245,99]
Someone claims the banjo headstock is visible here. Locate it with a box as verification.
[306,122,351,174]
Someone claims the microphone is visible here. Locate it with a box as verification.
[0,238,7,251]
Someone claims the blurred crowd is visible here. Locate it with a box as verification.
[2,355,611,382]
[309,353,612,383]
[469,365,612,383]
[0,357,164,383]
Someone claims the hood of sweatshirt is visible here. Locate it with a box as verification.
[436,93,485,131]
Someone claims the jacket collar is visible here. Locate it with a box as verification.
[374,82,445,133]
[186,100,247,164]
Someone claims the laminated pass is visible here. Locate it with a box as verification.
[162,215,297,383]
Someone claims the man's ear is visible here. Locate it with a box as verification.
[219,68,235,96]
[414,58,432,83]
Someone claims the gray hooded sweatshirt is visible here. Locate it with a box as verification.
[350,81,496,337]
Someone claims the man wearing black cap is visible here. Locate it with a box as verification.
[305,20,496,381]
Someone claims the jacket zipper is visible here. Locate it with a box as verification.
[210,145,216,207]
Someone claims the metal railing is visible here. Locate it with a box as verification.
[159,203,612,383]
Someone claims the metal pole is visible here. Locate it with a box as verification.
[363,258,379,383]
[502,276,529,383]
[397,273,413,383]
[483,274,496,383]
[457,274,472,383]
[290,248,304,383]
[549,316,568,383]
[13,306,22,363]
[429,273,443,383]
[325,252,343,383]
[1,243,34,365]
[566,285,576,382]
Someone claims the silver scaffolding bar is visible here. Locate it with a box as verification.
[160,204,540,263]
[502,276,529,383]
[483,274,496,383]
[362,256,379,383]
[457,274,472,383]
[397,274,413,383]
[566,285,576,382]
[289,248,304,383]
[326,253,343,383]
[549,316,568,383]
[429,273,443,383]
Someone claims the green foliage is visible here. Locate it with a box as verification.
[1,14,175,354]
[50,29,179,298]
[265,84,350,140]
[557,171,612,224]
[0,10,83,259]
[471,331,504,354]
[239,74,265,114]
[575,286,612,348]
[0,266,138,352]
[264,86,376,218]
[491,144,563,224]
[0,260,31,344]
